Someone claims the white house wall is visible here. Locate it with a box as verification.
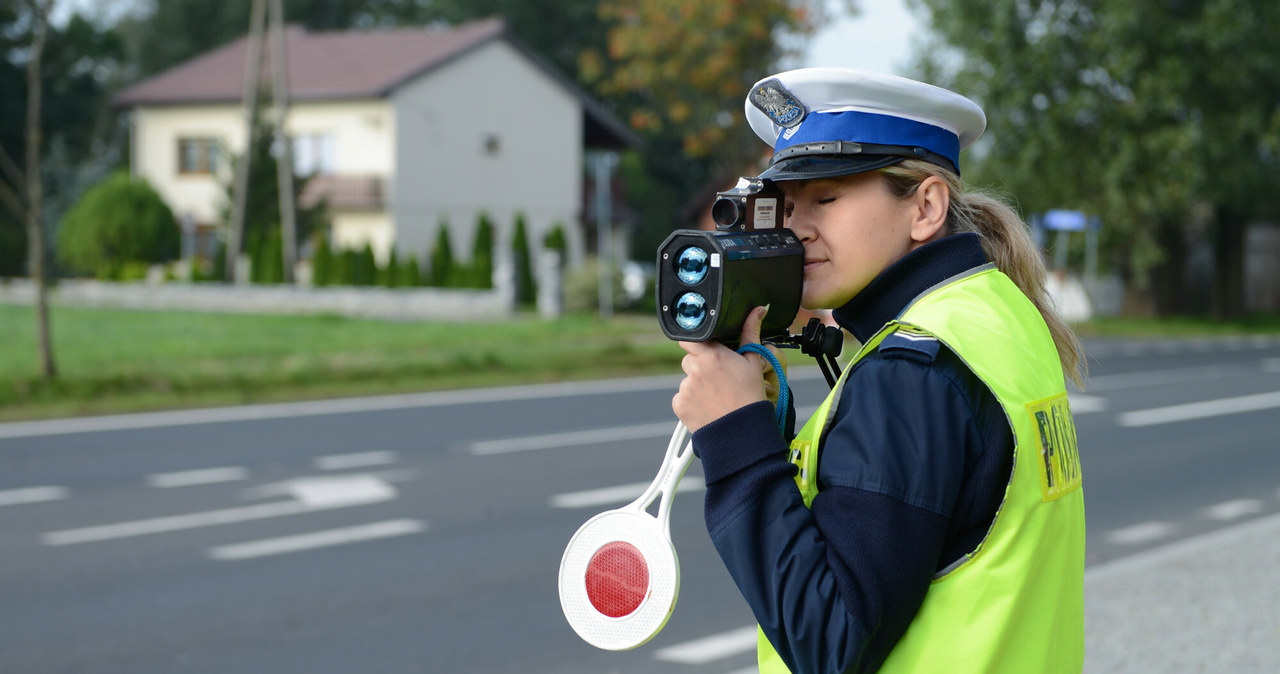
[390,39,582,265]
[285,100,395,175]
[132,105,244,225]
[132,100,395,231]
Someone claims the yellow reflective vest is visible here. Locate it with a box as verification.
[758,264,1085,673]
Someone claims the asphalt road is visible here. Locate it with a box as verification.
[2,333,1278,673]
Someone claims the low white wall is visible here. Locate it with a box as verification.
[0,278,516,321]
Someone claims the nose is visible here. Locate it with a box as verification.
[784,208,816,244]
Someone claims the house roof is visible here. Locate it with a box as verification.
[114,18,638,149]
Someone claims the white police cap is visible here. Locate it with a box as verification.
[745,67,986,180]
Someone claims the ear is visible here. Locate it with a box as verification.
[909,176,950,243]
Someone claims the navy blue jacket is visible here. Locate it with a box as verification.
[692,233,1014,674]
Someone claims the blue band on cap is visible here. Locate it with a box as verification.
[775,110,960,170]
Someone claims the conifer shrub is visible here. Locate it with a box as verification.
[428,221,455,287]
[512,214,537,306]
[312,234,333,287]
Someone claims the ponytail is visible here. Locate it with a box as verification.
[880,160,1086,388]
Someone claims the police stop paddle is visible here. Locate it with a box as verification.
[558,422,693,650]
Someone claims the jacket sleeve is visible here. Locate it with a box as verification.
[693,353,984,674]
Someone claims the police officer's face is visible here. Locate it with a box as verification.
[781,172,919,310]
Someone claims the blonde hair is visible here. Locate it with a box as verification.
[879,160,1086,388]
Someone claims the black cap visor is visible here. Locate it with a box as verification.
[757,154,907,182]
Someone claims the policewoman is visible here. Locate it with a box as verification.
[672,68,1086,673]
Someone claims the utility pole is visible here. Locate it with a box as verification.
[226,0,298,283]
[269,0,297,282]
[593,151,618,319]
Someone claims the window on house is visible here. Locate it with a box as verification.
[177,137,221,175]
[293,132,336,176]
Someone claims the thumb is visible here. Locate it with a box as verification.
[739,304,769,347]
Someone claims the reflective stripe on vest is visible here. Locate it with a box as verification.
[757,265,1085,673]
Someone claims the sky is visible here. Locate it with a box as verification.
[802,0,920,75]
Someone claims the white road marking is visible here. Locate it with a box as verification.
[0,486,68,506]
[470,422,677,455]
[654,625,759,665]
[1086,510,1280,583]
[1117,390,1280,427]
[243,474,396,508]
[1067,394,1107,413]
[1202,499,1264,521]
[42,475,396,546]
[314,451,397,470]
[1105,521,1177,546]
[0,375,688,439]
[550,477,706,509]
[207,519,425,561]
[471,406,821,457]
[147,467,248,488]
[1082,364,1245,392]
[45,500,317,545]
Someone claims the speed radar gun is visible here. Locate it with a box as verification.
[558,177,844,651]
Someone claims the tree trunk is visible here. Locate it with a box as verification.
[25,0,57,379]
[1149,219,1188,316]
[1212,208,1248,320]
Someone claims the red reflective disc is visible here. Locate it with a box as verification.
[584,541,650,618]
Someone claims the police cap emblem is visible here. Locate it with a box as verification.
[750,78,808,128]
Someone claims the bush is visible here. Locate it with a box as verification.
[57,171,179,279]
[544,223,567,254]
[563,256,627,314]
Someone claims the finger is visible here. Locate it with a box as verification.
[678,339,714,356]
[739,305,769,348]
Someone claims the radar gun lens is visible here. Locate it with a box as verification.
[674,292,708,331]
[675,247,710,285]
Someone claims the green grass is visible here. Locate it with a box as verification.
[2,303,1277,422]
[0,304,684,422]
[1073,314,1280,337]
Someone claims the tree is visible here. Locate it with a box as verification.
[581,0,829,253]
[913,0,1280,317]
[219,115,326,280]
[0,0,58,379]
[57,171,178,279]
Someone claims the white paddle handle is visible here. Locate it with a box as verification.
[628,422,694,539]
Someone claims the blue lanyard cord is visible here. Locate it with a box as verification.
[736,343,790,433]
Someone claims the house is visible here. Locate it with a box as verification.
[113,17,637,273]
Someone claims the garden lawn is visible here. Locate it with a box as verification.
[0,304,683,421]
